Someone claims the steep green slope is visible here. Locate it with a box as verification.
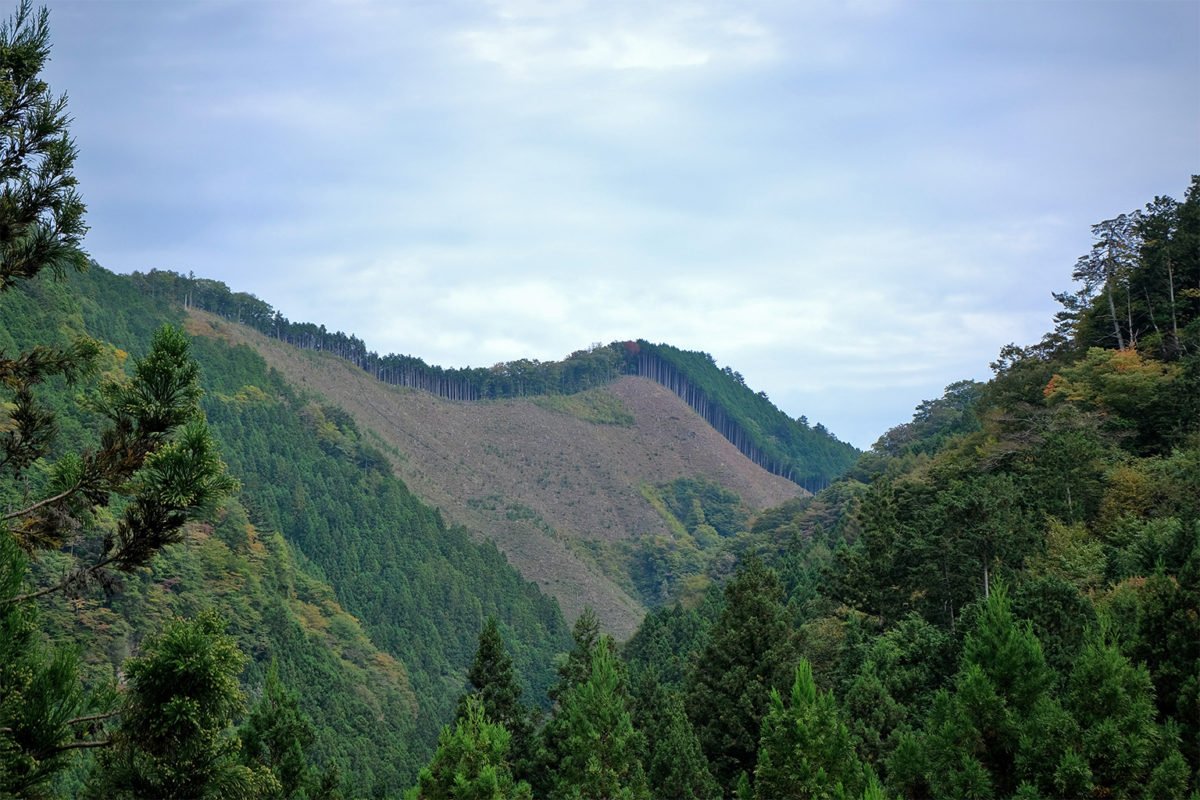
[1,265,571,795]
[191,338,569,725]
[33,504,422,795]
[627,341,859,490]
[621,178,1200,799]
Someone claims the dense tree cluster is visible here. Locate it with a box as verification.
[1,258,576,796]
[626,343,859,490]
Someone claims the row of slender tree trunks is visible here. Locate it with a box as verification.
[153,270,824,490]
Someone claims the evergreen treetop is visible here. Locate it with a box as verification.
[0,0,87,291]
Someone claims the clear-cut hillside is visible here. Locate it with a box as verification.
[186,310,802,636]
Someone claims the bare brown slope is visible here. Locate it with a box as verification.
[187,311,802,637]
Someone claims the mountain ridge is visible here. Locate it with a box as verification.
[130,269,858,491]
[184,308,803,636]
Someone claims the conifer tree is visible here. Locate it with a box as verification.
[0,3,236,793]
[1,322,237,791]
[241,661,336,799]
[734,772,753,800]
[686,558,794,793]
[0,534,94,798]
[415,696,532,800]
[456,617,534,782]
[624,602,708,690]
[1066,634,1160,797]
[919,584,1055,798]
[959,583,1052,720]
[631,673,720,800]
[1,0,235,592]
[548,640,649,800]
[753,659,866,800]
[549,607,601,704]
[531,607,605,797]
[458,617,526,733]
[85,611,276,799]
[0,0,87,291]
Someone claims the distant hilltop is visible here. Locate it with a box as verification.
[128,269,860,491]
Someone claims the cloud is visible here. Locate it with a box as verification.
[40,0,1200,450]
[457,1,775,76]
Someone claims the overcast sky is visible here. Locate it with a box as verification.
[38,0,1199,449]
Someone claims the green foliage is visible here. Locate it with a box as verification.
[545,641,649,800]
[624,602,710,690]
[532,610,605,799]
[660,477,750,539]
[456,618,536,784]
[914,585,1056,797]
[240,661,335,800]
[623,180,1200,800]
[1045,347,1182,453]
[86,611,277,800]
[0,532,94,799]
[548,608,601,705]
[842,613,953,766]
[0,0,88,291]
[0,258,573,795]
[5,323,238,593]
[1066,634,1159,798]
[531,388,634,426]
[2,73,1197,800]
[632,477,751,606]
[754,659,866,800]
[55,497,422,797]
[414,696,531,800]
[458,618,524,730]
[833,466,1038,631]
[686,559,794,794]
[630,341,859,490]
[960,584,1052,718]
[631,675,720,800]
[0,24,239,790]
[1009,574,1096,678]
[129,269,858,490]
[188,332,571,787]
[1064,179,1200,362]
[871,380,984,458]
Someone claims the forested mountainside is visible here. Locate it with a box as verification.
[181,309,801,636]
[612,177,1200,799]
[4,4,1199,798]
[128,271,858,492]
[8,171,1195,797]
[1,262,569,796]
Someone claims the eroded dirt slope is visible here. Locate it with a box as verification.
[188,311,802,637]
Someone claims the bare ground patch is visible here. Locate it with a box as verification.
[187,310,803,637]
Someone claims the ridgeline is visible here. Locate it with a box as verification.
[128,270,858,492]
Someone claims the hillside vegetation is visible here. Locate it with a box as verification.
[619,176,1200,799]
[182,309,802,635]
[2,260,570,796]
[4,5,1198,798]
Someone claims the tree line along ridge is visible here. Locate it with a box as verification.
[130,269,859,491]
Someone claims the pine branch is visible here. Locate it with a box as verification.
[64,711,118,727]
[2,554,115,605]
[2,483,78,521]
[49,739,110,752]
